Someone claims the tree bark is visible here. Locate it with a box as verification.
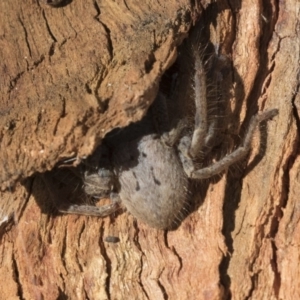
[0,0,299,299]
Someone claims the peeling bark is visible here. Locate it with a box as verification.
[0,0,299,299]
[0,0,195,189]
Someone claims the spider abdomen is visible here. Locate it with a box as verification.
[114,134,189,229]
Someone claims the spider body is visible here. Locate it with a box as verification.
[76,97,189,229]
[58,50,278,229]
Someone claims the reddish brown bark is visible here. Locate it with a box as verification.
[0,0,299,299]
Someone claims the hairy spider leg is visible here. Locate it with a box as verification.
[189,48,208,158]
[58,192,121,217]
[179,109,278,179]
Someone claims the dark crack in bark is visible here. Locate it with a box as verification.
[98,223,111,300]
[132,220,150,300]
[12,252,25,300]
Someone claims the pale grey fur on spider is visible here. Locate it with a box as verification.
[59,51,278,229]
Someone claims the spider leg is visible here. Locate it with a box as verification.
[189,49,208,158]
[198,118,220,159]
[179,109,278,179]
[189,48,228,159]
[42,170,121,217]
[162,118,188,147]
[152,92,188,146]
[59,192,121,217]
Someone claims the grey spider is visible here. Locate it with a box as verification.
[56,51,278,230]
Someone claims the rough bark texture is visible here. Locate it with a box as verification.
[0,0,299,299]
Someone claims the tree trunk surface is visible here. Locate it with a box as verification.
[0,0,299,299]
